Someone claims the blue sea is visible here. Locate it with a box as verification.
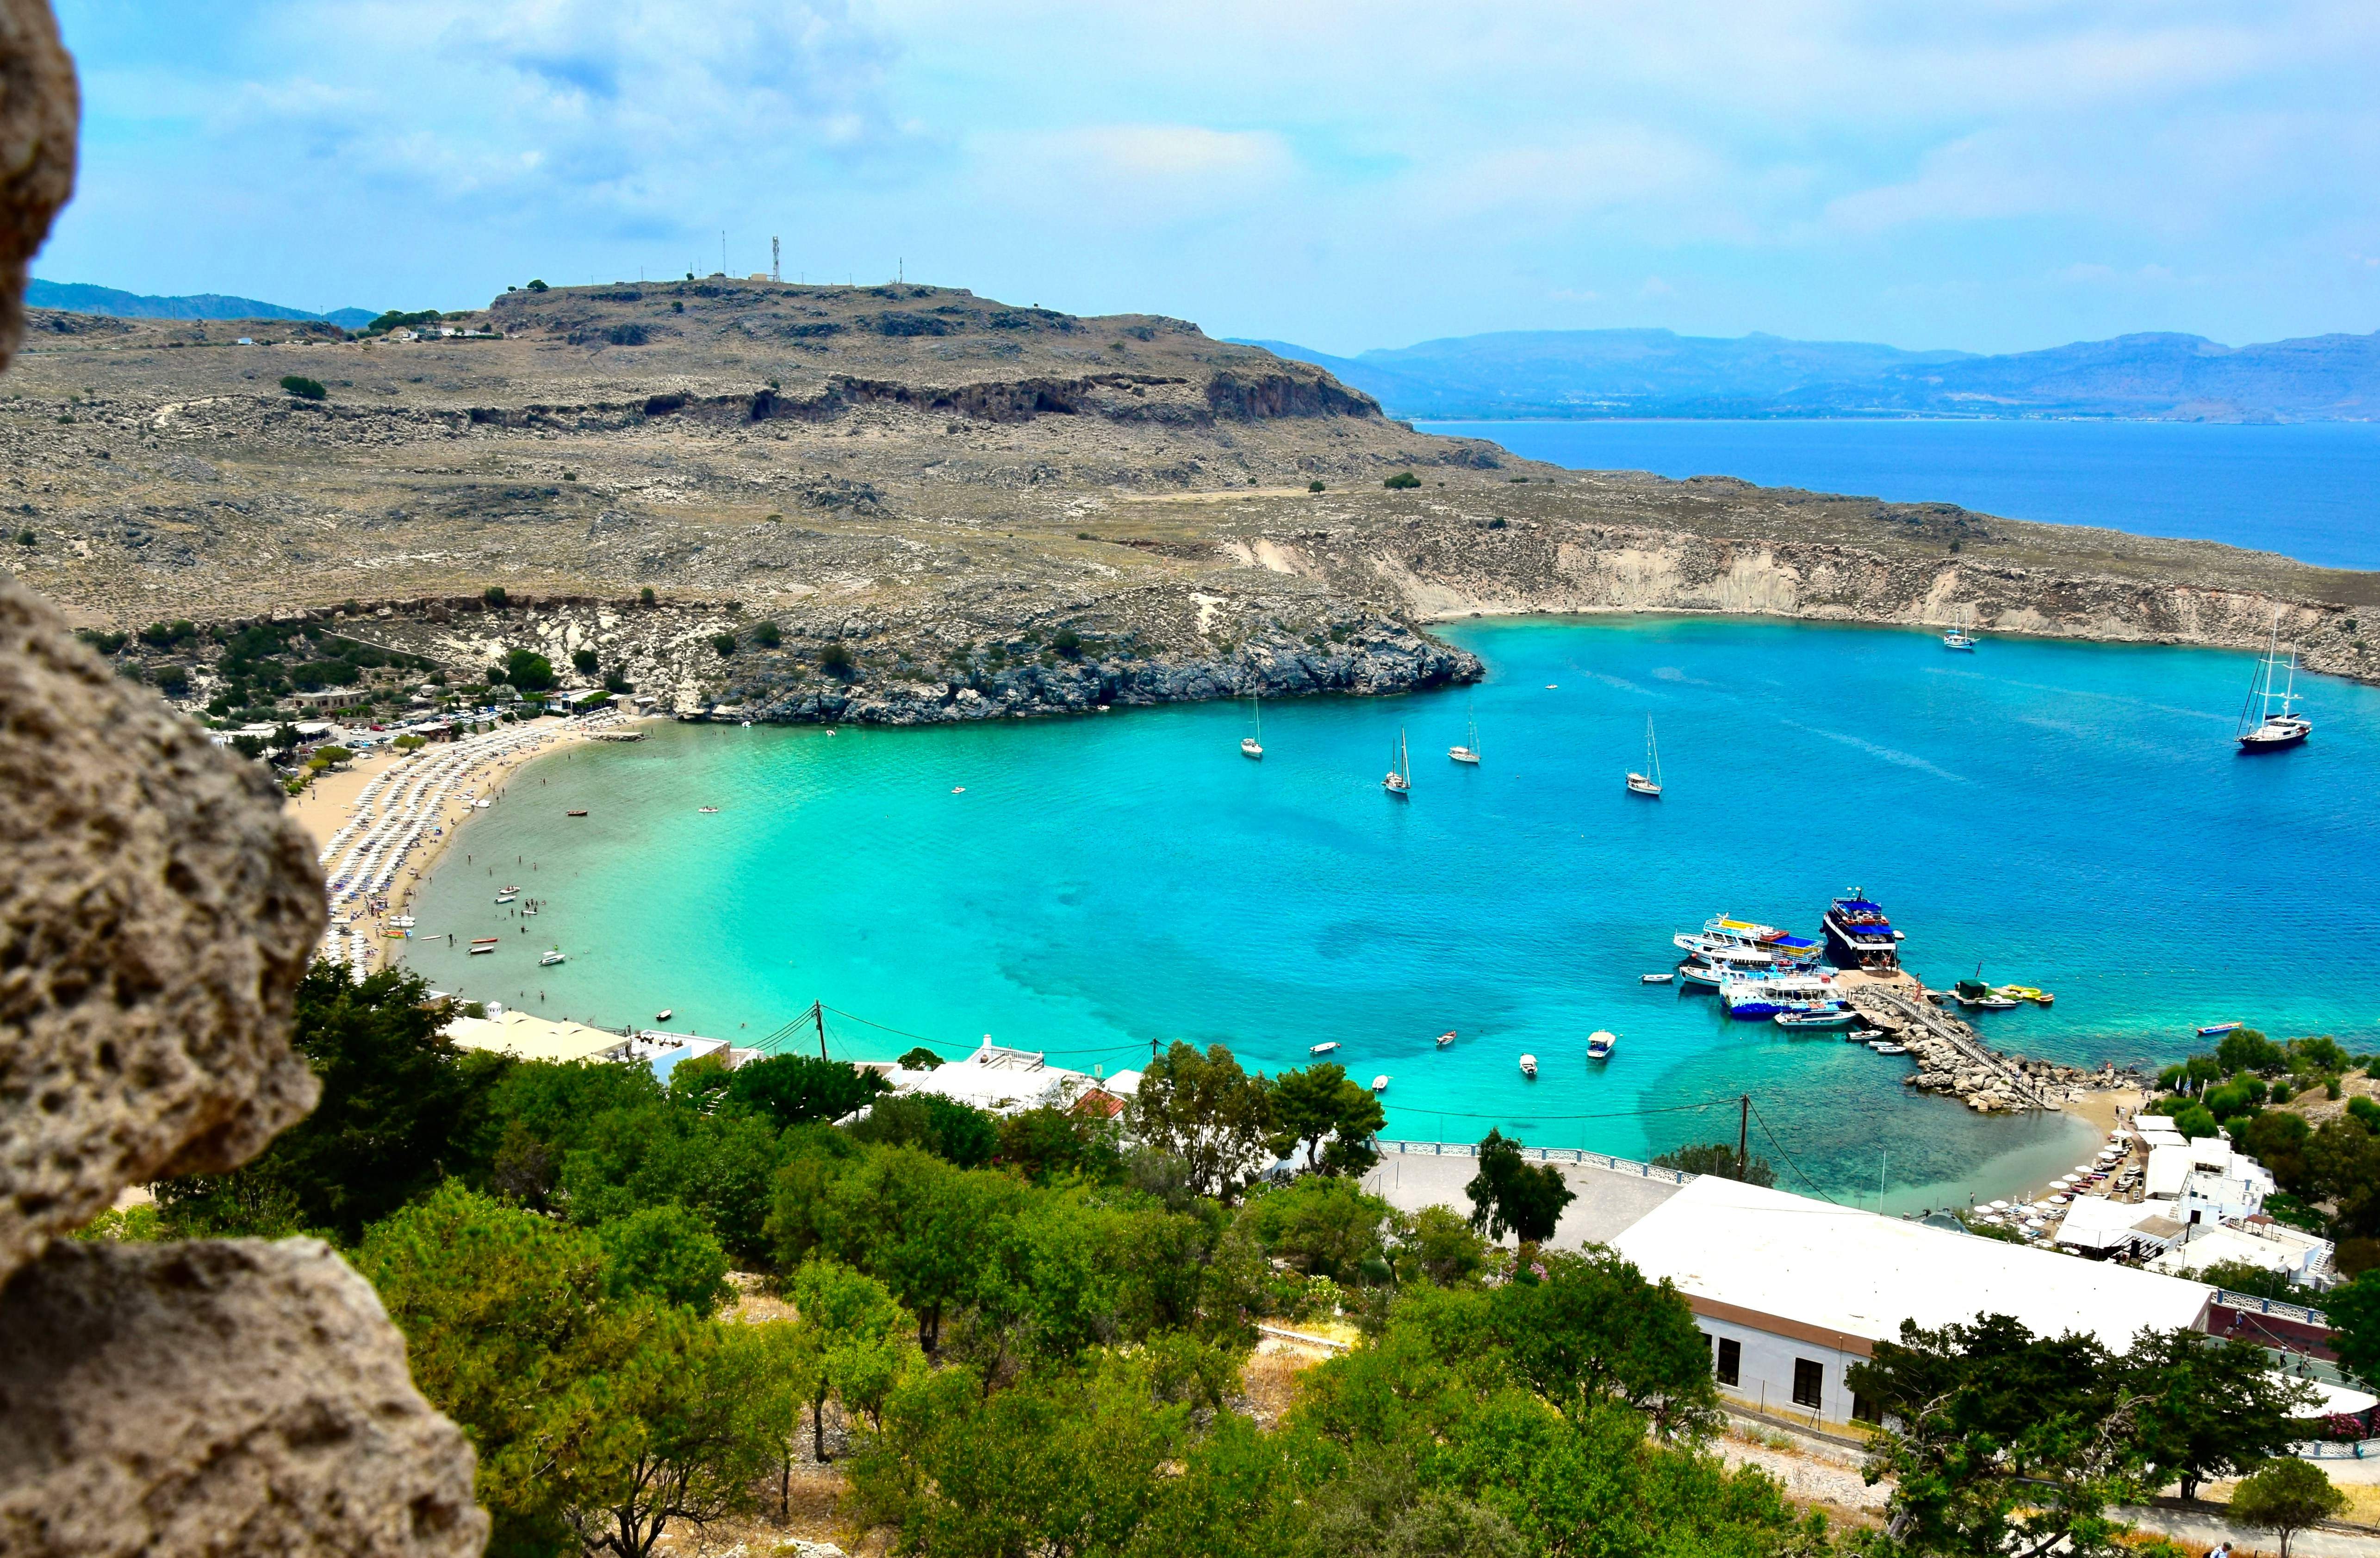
[1415,419,2380,571]
[404,617,2380,1213]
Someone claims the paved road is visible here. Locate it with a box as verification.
[1359,1147,1685,1249]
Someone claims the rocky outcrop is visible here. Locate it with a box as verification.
[0,24,483,1523]
[0,577,324,1283]
[0,1238,486,1557]
[0,0,75,368]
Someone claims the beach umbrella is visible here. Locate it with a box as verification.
[1989,1200,2010,1211]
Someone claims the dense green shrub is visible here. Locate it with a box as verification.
[278,374,328,400]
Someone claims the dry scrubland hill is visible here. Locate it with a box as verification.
[3,279,2376,720]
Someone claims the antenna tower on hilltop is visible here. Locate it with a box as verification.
[771,236,781,283]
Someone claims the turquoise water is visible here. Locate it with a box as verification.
[1416,419,2380,571]
[404,616,2380,1210]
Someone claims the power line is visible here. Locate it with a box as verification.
[1747,1099,1839,1204]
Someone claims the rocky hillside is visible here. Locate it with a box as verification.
[2,279,2374,724]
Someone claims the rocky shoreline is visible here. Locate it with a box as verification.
[1846,984,2148,1114]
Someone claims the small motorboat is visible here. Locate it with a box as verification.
[495,893,517,905]
[1847,1028,1883,1040]
[1519,1054,1538,1078]
[1371,1075,1389,1092]
[566,808,588,817]
[1310,1041,1342,1056]
[468,937,499,956]
[522,905,538,916]
[1586,1030,1616,1061]
[1775,1009,1856,1030]
[951,786,965,794]
[697,806,720,814]
[1871,1043,1909,1055]
[656,1009,674,1022]
[1435,1030,1457,1048]
[539,949,565,967]
[1640,972,1675,984]
[2197,1021,2242,1038]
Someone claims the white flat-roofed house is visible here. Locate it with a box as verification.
[882,1038,1077,1116]
[2054,1195,2184,1260]
[2143,1143,2194,1202]
[2150,1218,2335,1288]
[1610,1175,2215,1428]
[2142,1136,2274,1225]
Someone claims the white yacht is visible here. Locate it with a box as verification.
[1241,693,1264,759]
[1625,715,1662,796]
[1384,728,1412,796]
[1449,702,1481,765]
[2236,610,2312,752]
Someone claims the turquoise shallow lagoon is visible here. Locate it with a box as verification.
[405,615,2380,1210]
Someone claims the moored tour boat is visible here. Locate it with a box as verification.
[1821,891,1902,971]
[1586,1030,1616,1060]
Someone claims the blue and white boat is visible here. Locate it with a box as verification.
[1720,972,1847,1021]
[1821,891,1903,971]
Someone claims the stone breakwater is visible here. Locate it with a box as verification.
[1848,985,2145,1114]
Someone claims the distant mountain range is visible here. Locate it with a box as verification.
[28,279,377,330]
[1240,327,2380,422]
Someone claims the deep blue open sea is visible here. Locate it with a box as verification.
[1415,419,2380,570]
[404,617,2380,1213]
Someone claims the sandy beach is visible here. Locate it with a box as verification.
[301,717,659,976]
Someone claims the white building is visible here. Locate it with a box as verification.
[2054,1194,2184,1260]
[2150,1219,2335,1289]
[875,1037,1135,1117]
[2138,1135,2274,1225]
[1611,1175,2215,1427]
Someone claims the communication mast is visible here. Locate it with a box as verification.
[771,236,781,283]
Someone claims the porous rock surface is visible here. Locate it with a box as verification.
[0,1237,488,1557]
[0,575,324,1284]
[0,0,75,366]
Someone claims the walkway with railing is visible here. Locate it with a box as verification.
[1376,1139,1698,1186]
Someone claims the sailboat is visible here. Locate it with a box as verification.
[1240,693,1264,760]
[1625,716,1663,797]
[1383,728,1412,797]
[2236,610,2312,752]
[1449,701,1481,765]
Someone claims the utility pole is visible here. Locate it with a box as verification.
[721,230,727,274]
[813,1000,827,1060]
[1738,1094,1750,1172]
[771,236,780,283]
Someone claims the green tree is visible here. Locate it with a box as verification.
[723,1052,885,1130]
[2242,1111,2314,1196]
[2324,1269,2380,1386]
[279,373,328,400]
[994,1105,1125,1186]
[2217,1029,2286,1075]
[1464,1129,1575,1246]
[850,1092,1000,1167]
[1488,1248,1720,1439]
[1129,1042,1277,1201]
[597,1203,733,1316]
[711,631,738,657]
[2311,1118,2380,1234]
[786,1257,919,1461]
[572,647,600,675]
[819,640,854,677]
[157,962,500,1242]
[1849,1313,2143,1557]
[1270,1062,1387,1176]
[818,1148,1014,1352]
[505,648,556,692]
[2230,1457,2348,1557]
[1650,1141,1778,1186]
[484,584,509,607]
[1383,471,1422,489]
[752,620,783,648]
[2125,1328,2318,1501]
[1392,1204,1488,1287]
[1242,1174,1391,1284]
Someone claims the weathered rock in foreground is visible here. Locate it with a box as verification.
[0,577,324,1285]
[0,1237,487,1558]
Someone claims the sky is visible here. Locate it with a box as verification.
[35,0,2380,355]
